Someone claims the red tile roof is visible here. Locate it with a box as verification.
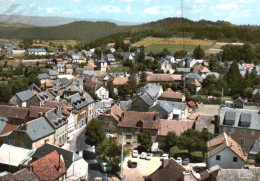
[187,101,196,108]
[113,77,128,86]
[0,123,19,135]
[0,105,28,119]
[30,150,66,181]
[101,105,123,122]
[160,91,184,100]
[159,120,194,136]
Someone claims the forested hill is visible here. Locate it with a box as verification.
[0,17,259,43]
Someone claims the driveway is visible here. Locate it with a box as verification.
[122,155,162,180]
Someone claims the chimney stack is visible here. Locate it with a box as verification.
[162,159,169,168]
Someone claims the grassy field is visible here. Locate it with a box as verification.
[0,59,21,66]
[49,40,78,47]
[132,37,215,53]
[108,66,129,73]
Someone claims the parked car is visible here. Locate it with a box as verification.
[176,157,182,164]
[182,158,190,166]
[160,154,169,160]
[127,160,137,168]
[97,157,112,172]
[140,152,147,159]
[146,153,152,160]
[132,150,138,158]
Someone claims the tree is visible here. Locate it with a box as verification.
[162,132,178,152]
[23,39,33,49]
[255,152,260,165]
[227,61,241,95]
[138,130,152,151]
[193,45,205,59]
[140,72,147,84]
[85,119,105,146]
[3,60,8,68]
[96,138,121,168]
[0,84,12,103]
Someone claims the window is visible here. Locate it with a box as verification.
[216,155,221,161]
[125,135,132,140]
[241,138,245,146]
[241,129,246,135]
[251,130,256,136]
[231,128,235,134]
[233,157,238,162]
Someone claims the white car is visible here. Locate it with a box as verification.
[145,153,152,160]
[132,150,138,158]
[176,157,182,164]
[160,154,169,160]
[140,152,147,159]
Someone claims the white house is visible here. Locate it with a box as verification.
[158,57,174,74]
[207,132,246,169]
[72,53,86,64]
[27,48,47,55]
[11,49,25,54]
[165,55,175,63]
[95,85,109,100]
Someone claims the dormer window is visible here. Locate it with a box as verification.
[239,113,251,127]
[224,112,236,125]
[136,120,143,128]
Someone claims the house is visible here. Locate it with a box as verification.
[165,55,175,63]
[45,89,60,101]
[147,74,176,84]
[145,159,198,181]
[176,68,191,73]
[252,88,260,103]
[83,50,93,57]
[106,54,115,62]
[28,83,42,95]
[44,108,68,146]
[63,80,84,98]
[11,49,25,55]
[0,144,34,173]
[57,64,66,74]
[66,64,73,74]
[159,88,185,102]
[0,168,39,180]
[0,122,20,135]
[30,150,66,181]
[149,100,188,120]
[36,92,49,106]
[84,76,109,100]
[131,84,163,112]
[33,144,88,180]
[72,53,86,63]
[207,132,246,169]
[191,65,211,78]
[98,105,123,137]
[66,92,94,129]
[157,120,194,142]
[195,114,215,135]
[249,140,260,159]
[0,117,55,149]
[219,107,260,153]
[117,111,160,144]
[48,69,59,80]
[233,97,244,108]
[158,58,174,73]
[185,78,202,92]
[27,48,47,55]
[38,73,51,88]
[187,100,197,112]
[185,73,203,82]
[123,52,134,61]
[52,78,69,90]
[9,89,40,107]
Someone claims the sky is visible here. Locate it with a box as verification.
[0,0,259,25]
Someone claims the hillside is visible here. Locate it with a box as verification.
[0,17,259,43]
[0,21,129,42]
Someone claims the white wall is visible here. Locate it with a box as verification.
[207,147,244,169]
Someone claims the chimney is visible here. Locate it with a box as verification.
[38,112,43,117]
[31,166,34,173]
[162,159,169,168]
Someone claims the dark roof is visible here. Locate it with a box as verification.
[67,92,94,110]
[28,83,42,93]
[16,90,35,102]
[0,105,28,119]
[27,117,55,142]
[185,73,203,82]
[45,108,67,129]
[13,168,39,180]
[33,144,81,169]
[145,159,187,181]
[38,73,50,80]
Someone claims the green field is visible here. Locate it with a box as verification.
[145,44,209,54]
[0,59,21,66]
[212,44,224,49]
[51,40,78,46]
[108,66,129,73]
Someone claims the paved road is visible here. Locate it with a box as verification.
[68,126,87,152]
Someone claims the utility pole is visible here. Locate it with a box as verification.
[120,132,124,180]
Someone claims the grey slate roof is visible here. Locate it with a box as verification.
[249,140,260,155]
[27,117,55,142]
[16,90,35,102]
[67,92,94,110]
[158,57,167,65]
[185,73,203,82]
[45,109,67,129]
[37,92,49,103]
[219,107,260,130]
[33,143,81,169]
[28,83,42,93]
[48,69,59,76]
[142,84,162,99]
[27,48,46,53]
[65,80,83,92]
[38,73,50,80]
[106,54,115,60]
[176,68,190,73]
[157,100,186,111]
[140,93,155,107]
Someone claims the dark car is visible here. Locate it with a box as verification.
[182,158,190,166]
[127,160,137,168]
